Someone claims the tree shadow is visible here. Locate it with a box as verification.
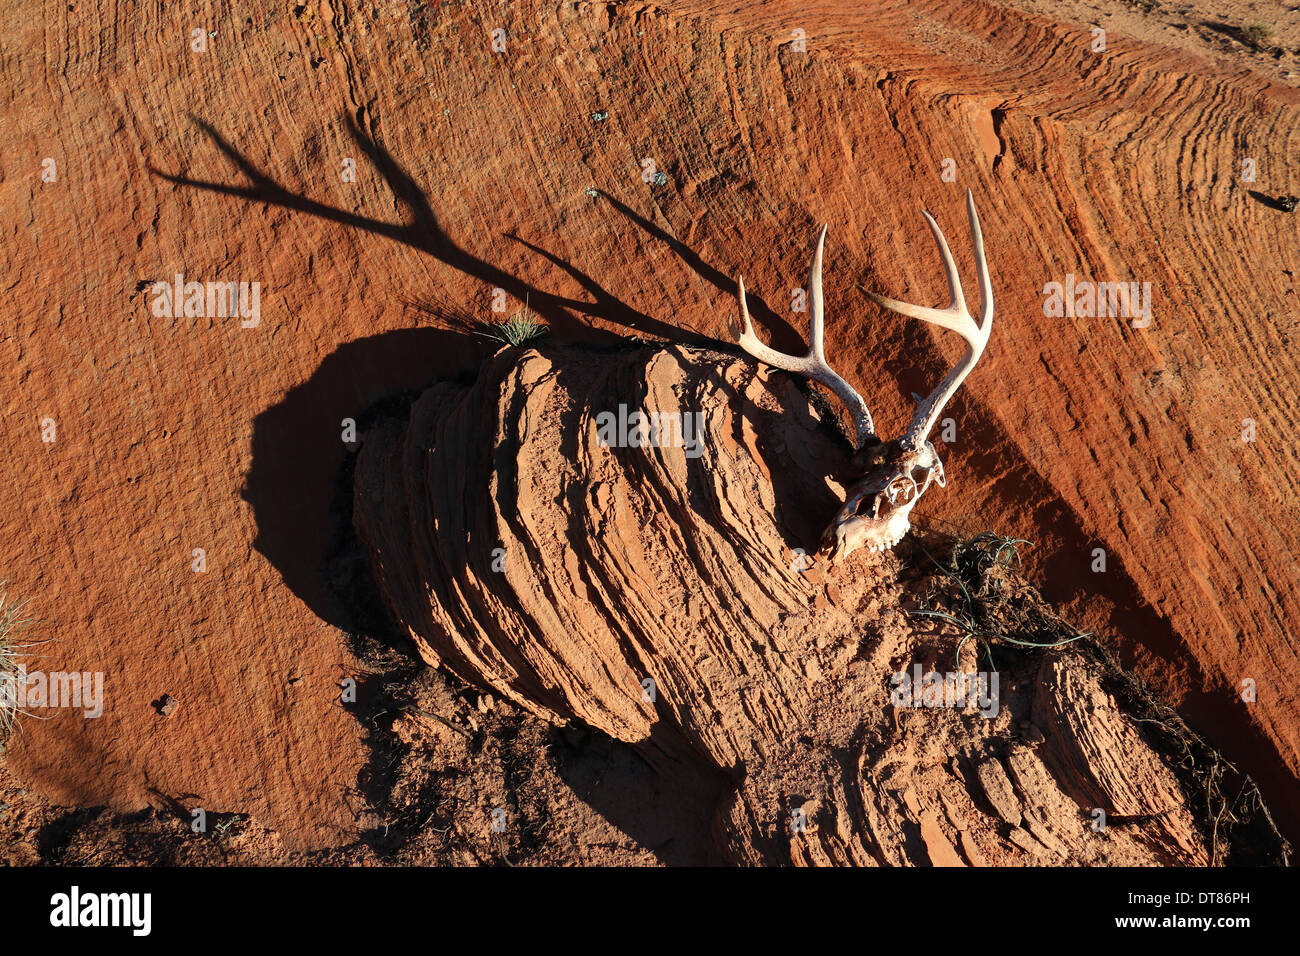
[151,115,795,863]
[147,114,709,627]
[151,113,855,631]
[151,114,700,345]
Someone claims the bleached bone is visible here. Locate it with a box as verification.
[734,189,993,559]
[736,225,875,447]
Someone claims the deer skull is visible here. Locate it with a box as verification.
[821,438,946,558]
[734,189,993,561]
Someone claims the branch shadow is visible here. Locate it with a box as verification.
[596,188,803,352]
[147,114,719,628]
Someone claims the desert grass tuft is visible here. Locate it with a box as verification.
[0,583,39,739]
[477,294,548,347]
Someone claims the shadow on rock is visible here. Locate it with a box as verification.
[243,327,487,632]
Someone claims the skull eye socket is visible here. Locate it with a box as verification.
[852,492,879,518]
[885,475,917,505]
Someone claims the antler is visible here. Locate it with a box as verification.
[862,188,993,451]
[735,225,875,449]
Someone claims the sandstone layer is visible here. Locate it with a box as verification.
[353,343,1210,864]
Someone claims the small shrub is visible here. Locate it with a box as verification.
[909,532,1289,864]
[1241,23,1274,46]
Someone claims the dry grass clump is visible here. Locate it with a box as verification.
[0,583,38,739]
[910,531,1087,669]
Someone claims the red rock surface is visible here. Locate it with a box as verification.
[2,0,1298,850]
[352,343,1212,863]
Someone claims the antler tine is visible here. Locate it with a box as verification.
[862,188,993,450]
[807,224,828,362]
[736,226,875,447]
[967,187,994,328]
